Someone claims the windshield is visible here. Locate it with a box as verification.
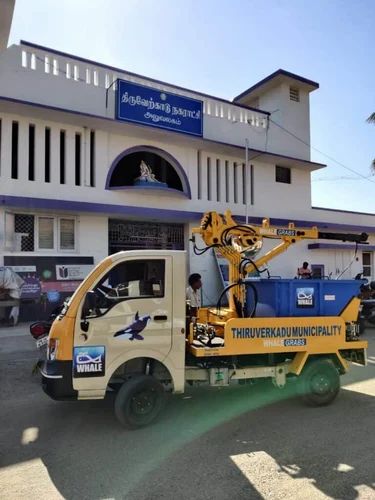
[82,259,165,318]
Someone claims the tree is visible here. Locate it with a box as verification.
[367,113,375,172]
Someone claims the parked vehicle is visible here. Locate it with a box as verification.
[30,302,68,370]
[39,211,368,428]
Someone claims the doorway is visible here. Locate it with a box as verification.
[108,219,185,254]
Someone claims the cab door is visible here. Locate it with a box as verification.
[72,256,172,392]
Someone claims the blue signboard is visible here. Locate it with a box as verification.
[116,79,203,137]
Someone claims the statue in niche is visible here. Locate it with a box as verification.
[134,160,167,187]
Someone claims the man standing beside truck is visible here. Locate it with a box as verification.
[186,273,202,318]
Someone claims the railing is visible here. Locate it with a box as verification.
[20,46,268,129]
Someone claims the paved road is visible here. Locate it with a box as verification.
[0,325,375,499]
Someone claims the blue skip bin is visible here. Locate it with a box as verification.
[245,279,363,318]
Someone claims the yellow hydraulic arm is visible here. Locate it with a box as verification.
[191,211,368,314]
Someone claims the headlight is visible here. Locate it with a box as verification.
[48,339,59,360]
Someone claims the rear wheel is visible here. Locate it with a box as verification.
[114,375,165,428]
[299,358,340,406]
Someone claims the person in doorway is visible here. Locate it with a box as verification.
[297,261,312,279]
[186,273,202,318]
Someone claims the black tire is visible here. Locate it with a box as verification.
[114,375,165,429]
[298,358,340,406]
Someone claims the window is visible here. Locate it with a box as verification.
[362,252,373,277]
[11,121,18,179]
[83,259,165,318]
[233,162,238,203]
[38,217,54,249]
[250,164,254,205]
[216,159,220,202]
[225,160,229,202]
[45,127,51,183]
[197,151,202,200]
[290,87,300,102]
[276,165,291,184]
[75,133,81,186]
[242,163,246,204]
[12,214,76,252]
[60,130,66,184]
[89,130,95,187]
[59,218,75,250]
[207,157,211,201]
[28,125,35,181]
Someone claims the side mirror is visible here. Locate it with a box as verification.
[82,290,98,318]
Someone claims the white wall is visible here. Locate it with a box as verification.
[0,209,108,265]
[77,215,108,264]
[0,110,316,220]
[0,44,374,290]
[0,42,316,163]
[255,83,311,161]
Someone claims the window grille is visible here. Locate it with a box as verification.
[14,214,35,251]
[109,221,184,251]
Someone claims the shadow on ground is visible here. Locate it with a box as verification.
[0,331,374,499]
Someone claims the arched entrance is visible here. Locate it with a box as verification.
[106,146,189,254]
[106,145,191,198]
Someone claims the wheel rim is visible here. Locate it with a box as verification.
[130,389,157,416]
[310,373,332,395]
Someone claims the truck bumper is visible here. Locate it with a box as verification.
[40,360,78,401]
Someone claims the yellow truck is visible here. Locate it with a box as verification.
[40,211,368,428]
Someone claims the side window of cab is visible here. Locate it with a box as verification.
[82,259,165,318]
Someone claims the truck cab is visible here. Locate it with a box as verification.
[42,250,186,406]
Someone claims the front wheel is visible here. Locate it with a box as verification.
[298,358,340,406]
[114,375,165,429]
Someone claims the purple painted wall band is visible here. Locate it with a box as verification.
[1,194,374,232]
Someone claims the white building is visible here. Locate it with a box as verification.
[0,37,374,317]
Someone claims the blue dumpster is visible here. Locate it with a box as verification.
[245,278,363,317]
